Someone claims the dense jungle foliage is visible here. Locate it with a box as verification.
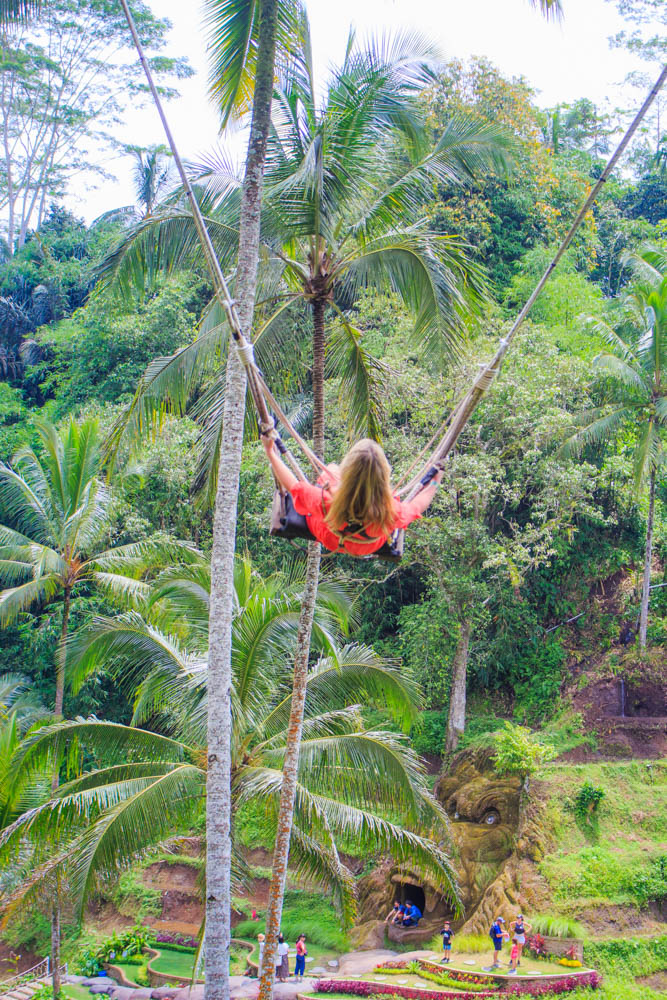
[0,58,665,742]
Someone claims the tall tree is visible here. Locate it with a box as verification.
[0,0,191,249]
[563,246,667,649]
[201,3,282,998]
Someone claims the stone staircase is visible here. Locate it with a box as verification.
[0,960,68,1000]
[0,974,51,1000]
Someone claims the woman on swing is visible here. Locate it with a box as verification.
[261,435,443,556]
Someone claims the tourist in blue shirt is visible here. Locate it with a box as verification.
[441,921,454,963]
[401,900,422,927]
[484,917,508,970]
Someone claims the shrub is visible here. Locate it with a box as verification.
[530,915,586,939]
[235,890,348,951]
[424,933,490,954]
[410,710,449,756]
[74,924,156,974]
[525,933,547,959]
[493,722,557,782]
[134,964,151,987]
[447,934,491,954]
[583,935,667,978]
[418,965,495,987]
[415,968,490,992]
[29,987,54,1000]
[573,783,605,825]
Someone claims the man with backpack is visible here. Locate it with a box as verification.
[484,916,508,970]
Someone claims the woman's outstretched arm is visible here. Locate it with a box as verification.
[410,469,444,516]
[261,436,299,492]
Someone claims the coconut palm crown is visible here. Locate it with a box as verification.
[100,21,514,495]
[0,418,198,715]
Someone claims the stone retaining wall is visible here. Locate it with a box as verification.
[543,937,584,962]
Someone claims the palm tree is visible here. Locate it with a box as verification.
[0,417,196,999]
[0,677,56,990]
[202,4,285,994]
[126,145,173,216]
[562,246,667,649]
[0,558,457,934]
[0,417,196,717]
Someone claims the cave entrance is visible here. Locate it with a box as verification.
[400,883,426,913]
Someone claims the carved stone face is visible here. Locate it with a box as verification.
[434,749,521,917]
[355,749,522,932]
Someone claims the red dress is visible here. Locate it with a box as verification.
[290,477,423,555]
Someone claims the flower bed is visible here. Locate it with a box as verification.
[155,932,199,949]
[417,963,490,987]
[315,971,602,999]
[316,981,496,1000]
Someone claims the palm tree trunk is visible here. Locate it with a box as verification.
[445,618,471,752]
[54,586,70,720]
[312,298,326,456]
[205,3,278,1000]
[52,589,70,992]
[257,541,321,1000]
[638,468,656,650]
[51,894,61,998]
[258,300,327,1000]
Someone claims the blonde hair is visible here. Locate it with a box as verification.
[325,439,396,538]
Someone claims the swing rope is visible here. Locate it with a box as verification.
[398,62,667,502]
[119,0,666,508]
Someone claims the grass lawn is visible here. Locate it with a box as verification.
[149,944,249,980]
[150,948,200,979]
[417,951,586,978]
[109,963,141,985]
[344,952,592,985]
[537,761,666,912]
[63,986,96,1000]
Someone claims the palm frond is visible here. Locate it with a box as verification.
[327,308,393,440]
[237,768,459,912]
[204,0,304,127]
[593,352,649,394]
[559,406,634,459]
[66,613,198,696]
[288,824,356,927]
[10,718,187,783]
[528,0,563,20]
[261,644,419,738]
[0,575,62,627]
[340,230,487,362]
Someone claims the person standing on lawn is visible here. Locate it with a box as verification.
[509,914,531,965]
[507,938,520,975]
[441,921,454,963]
[294,934,307,980]
[276,934,289,982]
[485,917,508,970]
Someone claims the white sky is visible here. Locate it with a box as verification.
[67,0,657,222]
